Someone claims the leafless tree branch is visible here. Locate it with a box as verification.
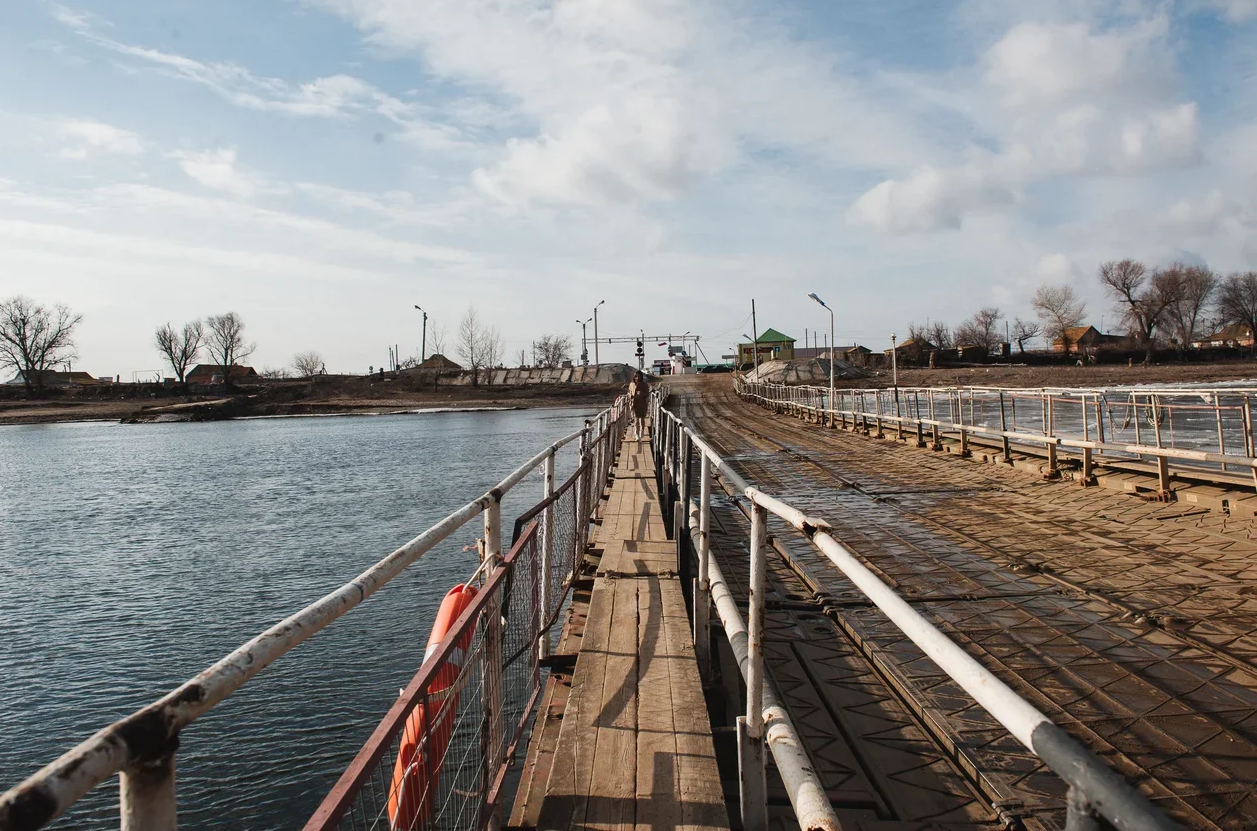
[0,296,83,396]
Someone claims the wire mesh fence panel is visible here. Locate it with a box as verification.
[499,530,540,768]
[325,613,490,831]
[307,404,630,831]
[511,460,590,655]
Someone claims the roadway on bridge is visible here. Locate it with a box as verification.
[671,375,1257,831]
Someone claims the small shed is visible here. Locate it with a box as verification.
[737,328,796,367]
[186,364,260,385]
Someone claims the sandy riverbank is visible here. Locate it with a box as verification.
[0,383,622,426]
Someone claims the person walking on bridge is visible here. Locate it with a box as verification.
[627,370,650,441]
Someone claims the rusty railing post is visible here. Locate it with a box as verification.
[1152,394,1170,493]
[483,497,504,831]
[119,754,177,831]
[999,391,1011,462]
[1245,395,1257,493]
[539,449,556,660]
[679,432,690,535]
[739,501,768,831]
[1216,394,1228,473]
[695,453,712,680]
[1064,785,1101,831]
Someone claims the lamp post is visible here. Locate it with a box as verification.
[413,305,428,364]
[577,318,592,366]
[890,333,900,417]
[807,292,835,427]
[743,334,758,374]
[592,300,605,366]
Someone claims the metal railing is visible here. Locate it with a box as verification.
[740,377,1257,493]
[653,391,1179,831]
[0,399,628,831]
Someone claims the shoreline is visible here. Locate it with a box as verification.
[0,392,617,427]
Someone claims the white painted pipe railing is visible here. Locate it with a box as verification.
[653,392,1179,831]
[0,399,628,831]
[739,377,1257,493]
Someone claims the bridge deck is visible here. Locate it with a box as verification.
[510,435,728,831]
[673,376,1257,831]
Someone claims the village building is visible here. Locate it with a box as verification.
[1201,324,1255,349]
[1052,326,1126,354]
[4,370,98,387]
[737,328,795,366]
[412,353,463,371]
[185,364,260,385]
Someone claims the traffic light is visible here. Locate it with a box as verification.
[635,339,644,357]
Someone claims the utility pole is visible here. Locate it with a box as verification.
[751,299,759,373]
[414,305,428,363]
[807,292,835,427]
[577,318,591,366]
[891,333,900,417]
[593,300,606,366]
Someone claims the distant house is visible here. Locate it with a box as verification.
[4,370,98,387]
[885,337,936,357]
[1202,324,1254,349]
[1052,326,1126,353]
[417,353,462,371]
[737,328,795,366]
[839,345,873,364]
[186,364,260,385]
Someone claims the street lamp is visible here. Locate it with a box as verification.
[743,334,758,373]
[807,292,835,427]
[592,300,605,366]
[577,318,592,366]
[413,305,428,364]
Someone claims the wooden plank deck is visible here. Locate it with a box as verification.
[510,435,728,831]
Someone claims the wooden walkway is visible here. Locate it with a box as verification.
[510,435,729,831]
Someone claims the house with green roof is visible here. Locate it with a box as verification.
[737,328,795,367]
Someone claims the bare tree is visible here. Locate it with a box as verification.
[1168,264,1218,349]
[1010,318,1042,353]
[429,324,448,357]
[204,312,256,387]
[293,350,323,377]
[1032,284,1087,354]
[1099,259,1184,364]
[155,320,204,384]
[0,296,82,397]
[260,366,291,379]
[906,321,927,342]
[534,334,573,368]
[457,306,486,386]
[481,327,503,385]
[955,307,1003,353]
[1216,272,1257,355]
[927,321,953,349]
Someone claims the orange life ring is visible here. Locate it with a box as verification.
[388,584,479,831]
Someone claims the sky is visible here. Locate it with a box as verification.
[1,0,1255,376]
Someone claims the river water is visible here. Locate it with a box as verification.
[0,407,600,829]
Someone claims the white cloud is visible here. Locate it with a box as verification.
[846,163,1017,233]
[49,4,105,33]
[848,14,1201,234]
[53,10,471,148]
[985,19,1170,109]
[170,148,257,197]
[1036,253,1080,282]
[55,119,143,160]
[313,0,927,207]
[1196,0,1257,22]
